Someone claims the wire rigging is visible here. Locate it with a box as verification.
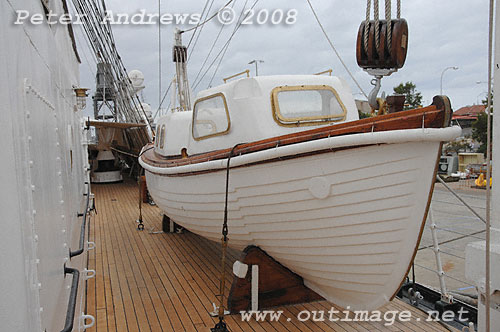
[156,79,173,116]
[186,0,213,52]
[306,0,368,98]
[190,5,233,88]
[74,25,98,77]
[70,0,153,147]
[207,0,253,88]
[181,0,235,33]
[193,0,259,90]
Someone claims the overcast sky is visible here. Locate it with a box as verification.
[75,0,491,117]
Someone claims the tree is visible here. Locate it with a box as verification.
[471,92,493,156]
[481,92,493,106]
[393,82,423,110]
[443,139,472,155]
[358,110,371,119]
[472,112,492,156]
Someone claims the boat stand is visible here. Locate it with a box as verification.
[162,215,183,233]
[227,245,323,313]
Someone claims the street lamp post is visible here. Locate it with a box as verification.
[249,60,264,76]
[440,66,459,95]
[476,81,493,106]
[477,91,488,105]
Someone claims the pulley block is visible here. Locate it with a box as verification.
[356,19,408,70]
[172,45,187,63]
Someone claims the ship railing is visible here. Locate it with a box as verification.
[70,182,94,258]
[61,181,95,332]
[407,175,486,327]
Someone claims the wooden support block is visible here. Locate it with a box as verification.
[227,245,324,313]
[161,215,183,233]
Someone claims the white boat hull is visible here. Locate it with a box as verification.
[144,137,444,310]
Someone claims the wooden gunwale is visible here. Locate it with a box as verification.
[141,104,446,169]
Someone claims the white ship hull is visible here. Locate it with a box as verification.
[143,128,459,310]
[1,1,91,330]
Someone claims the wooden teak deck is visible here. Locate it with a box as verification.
[86,180,455,332]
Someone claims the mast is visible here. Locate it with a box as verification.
[173,28,191,111]
[465,3,498,331]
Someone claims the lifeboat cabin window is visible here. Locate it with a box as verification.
[192,93,230,140]
[271,85,347,126]
[159,124,166,149]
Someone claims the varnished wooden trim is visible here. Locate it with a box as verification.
[152,144,378,178]
[142,102,449,171]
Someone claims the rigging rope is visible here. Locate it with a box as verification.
[193,0,258,90]
[188,0,217,62]
[191,9,230,88]
[374,0,380,50]
[385,0,392,50]
[156,79,173,116]
[207,0,253,88]
[186,0,211,50]
[364,0,402,57]
[74,26,98,76]
[364,0,370,52]
[182,0,235,33]
[71,0,153,146]
[212,143,245,332]
[306,0,368,98]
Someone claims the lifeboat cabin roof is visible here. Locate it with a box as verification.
[155,75,359,156]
